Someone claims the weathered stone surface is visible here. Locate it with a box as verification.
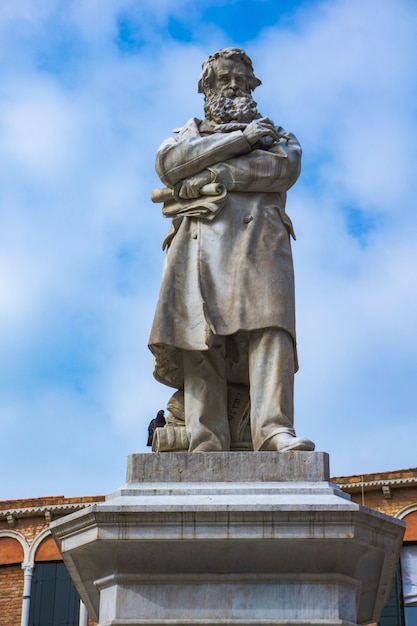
[51,452,404,626]
[126,451,329,483]
[148,48,314,453]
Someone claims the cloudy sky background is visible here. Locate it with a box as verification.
[1,0,416,500]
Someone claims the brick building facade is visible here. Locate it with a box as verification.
[1,468,416,625]
[332,468,417,626]
[0,496,104,626]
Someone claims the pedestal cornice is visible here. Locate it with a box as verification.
[51,452,405,626]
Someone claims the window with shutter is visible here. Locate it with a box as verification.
[28,561,80,626]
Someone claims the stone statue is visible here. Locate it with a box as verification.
[149,48,314,453]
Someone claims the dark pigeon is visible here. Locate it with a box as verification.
[147,410,166,446]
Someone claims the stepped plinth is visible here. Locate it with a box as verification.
[51,452,404,626]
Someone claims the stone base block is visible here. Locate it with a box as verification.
[126,450,329,483]
[96,573,360,625]
[51,452,404,626]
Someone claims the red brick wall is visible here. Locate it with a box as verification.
[0,516,46,545]
[0,564,23,626]
[342,486,417,520]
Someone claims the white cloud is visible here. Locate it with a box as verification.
[1,0,416,498]
[0,80,80,181]
[245,0,417,476]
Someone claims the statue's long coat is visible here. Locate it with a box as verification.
[149,118,302,389]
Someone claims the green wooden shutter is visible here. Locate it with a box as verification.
[29,561,80,626]
[379,569,406,626]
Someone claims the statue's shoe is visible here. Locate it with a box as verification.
[262,432,315,452]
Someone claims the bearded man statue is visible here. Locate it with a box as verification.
[149,48,314,453]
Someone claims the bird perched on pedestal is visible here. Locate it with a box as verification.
[147,410,166,446]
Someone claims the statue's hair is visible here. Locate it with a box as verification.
[198,48,262,94]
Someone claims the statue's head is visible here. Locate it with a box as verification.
[198,48,262,124]
[198,48,261,95]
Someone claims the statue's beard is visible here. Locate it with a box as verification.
[204,90,259,124]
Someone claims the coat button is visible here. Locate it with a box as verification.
[243,215,253,224]
[191,230,198,239]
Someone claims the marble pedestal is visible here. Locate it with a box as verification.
[51,452,404,626]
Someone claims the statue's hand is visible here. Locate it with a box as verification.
[176,170,213,199]
[243,118,281,147]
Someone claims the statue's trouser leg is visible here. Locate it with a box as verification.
[248,328,296,451]
[183,338,230,452]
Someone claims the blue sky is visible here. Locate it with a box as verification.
[1,0,416,499]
